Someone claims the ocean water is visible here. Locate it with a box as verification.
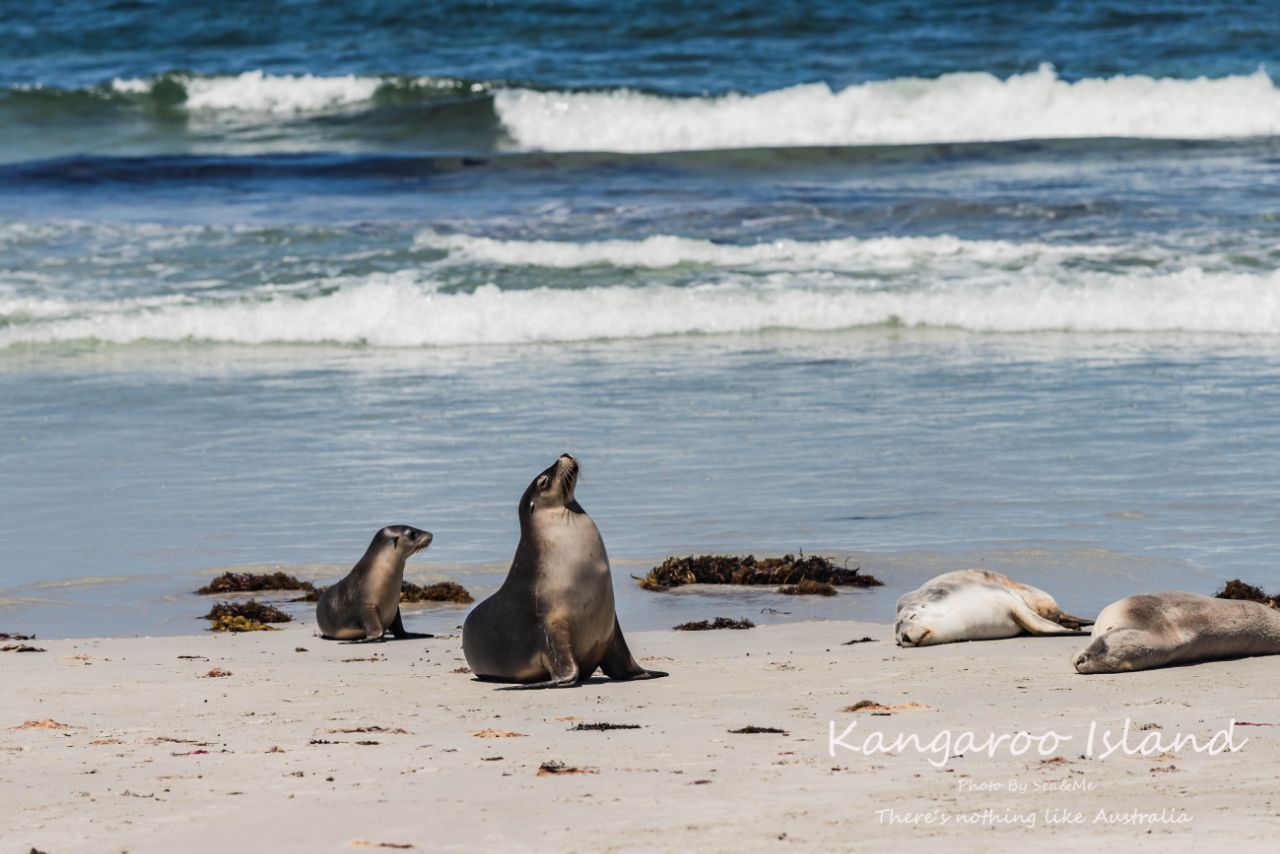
[2,1,1279,638]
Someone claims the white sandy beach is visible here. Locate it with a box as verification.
[3,617,1277,852]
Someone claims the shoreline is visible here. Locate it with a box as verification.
[4,618,1277,851]
[0,543,1223,642]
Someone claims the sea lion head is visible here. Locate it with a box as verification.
[519,454,581,520]
[1073,631,1145,674]
[378,525,433,557]
[894,586,956,646]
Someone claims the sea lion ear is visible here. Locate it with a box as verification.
[391,535,400,547]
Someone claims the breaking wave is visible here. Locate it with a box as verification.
[494,65,1280,152]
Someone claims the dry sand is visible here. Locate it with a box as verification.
[2,618,1277,852]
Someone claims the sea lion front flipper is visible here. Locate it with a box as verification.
[387,608,433,640]
[600,619,669,681]
[505,619,580,689]
[356,602,386,641]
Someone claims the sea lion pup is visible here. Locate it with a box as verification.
[1074,591,1280,674]
[316,525,434,642]
[462,454,667,688]
[895,569,1092,647]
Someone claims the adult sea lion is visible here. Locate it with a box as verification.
[1073,591,1280,673]
[462,454,667,688]
[896,569,1092,647]
[316,525,434,642]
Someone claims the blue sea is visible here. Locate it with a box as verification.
[2,1,1279,638]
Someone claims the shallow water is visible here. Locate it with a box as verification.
[2,2,1279,637]
[0,331,1264,637]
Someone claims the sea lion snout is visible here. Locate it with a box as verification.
[895,620,929,647]
[900,628,930,647]
[557,454,579,476]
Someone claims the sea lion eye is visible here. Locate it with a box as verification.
[536,475,549,489]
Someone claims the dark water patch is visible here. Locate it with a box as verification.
[3,137,1275,187]
[3,0,1276,96]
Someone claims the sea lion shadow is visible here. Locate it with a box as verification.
[327,634,435,644]
[479,673,667,691]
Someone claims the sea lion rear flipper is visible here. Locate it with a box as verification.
[601,618,669,681]
[1011,600,1089,636]
[1056,612,1095,630]
[388,608,433,640]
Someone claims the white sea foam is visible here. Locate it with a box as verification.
[106,71,488,114]
[111,71,383,114]
[495,65,1280,152]
[415,231,1119,270]
[6,266,1280,349]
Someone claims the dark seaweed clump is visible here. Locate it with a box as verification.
[778,579,837,596]
[673,617,755,631]
[202,600,292,623]
[294,580,473,604]
[196,572,315,595]
[1215,579,1279,608]
[640,554,881,591]
[572,722,641,731]
[209,615,278,633]
[400,581,474,604]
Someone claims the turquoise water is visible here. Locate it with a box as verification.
[1,2,1279,636]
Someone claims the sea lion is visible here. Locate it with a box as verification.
[316,525,434,642]
[895,569,1092,647]
[462,454,667,688]
[1073,591,1280,673]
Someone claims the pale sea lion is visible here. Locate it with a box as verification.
[1074,591,1280,673]
[896,569,1092,647]
[462,454,667,688]
[316,525,434,642]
